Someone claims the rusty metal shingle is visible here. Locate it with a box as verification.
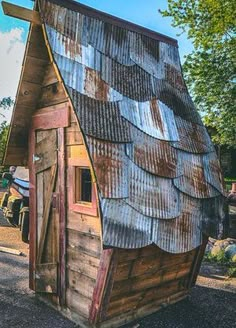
[173,115,214,153]
[152,79,203,125]
[101,199,152,248]
[129,124,179,178]
[68,88,131,142]
[119,98,179,141]
[126,162,181,218]
[39,0,225,253]
[159,42,181,71]
[152,194,202,253]
[87,137,129,198]
[174,151,220,199]
[203,152,225,194]
[54,52,123,101]
[129,31,162,78]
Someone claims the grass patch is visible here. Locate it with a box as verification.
[228,267,236,278]
[204,249,236,278]
[204,249,228,264]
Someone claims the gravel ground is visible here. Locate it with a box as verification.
[0,209,236,328]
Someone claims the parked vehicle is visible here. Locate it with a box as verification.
[0,167,29,243]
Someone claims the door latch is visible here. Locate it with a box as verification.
[33,154,41,163]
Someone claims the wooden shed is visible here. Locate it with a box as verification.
[3,0,225,327]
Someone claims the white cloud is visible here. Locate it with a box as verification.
[0,28,26,122]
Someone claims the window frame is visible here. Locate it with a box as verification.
[68,158,97,216]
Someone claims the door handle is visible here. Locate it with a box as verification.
[33,154,41,163]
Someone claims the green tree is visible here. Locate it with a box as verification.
[0,97,13,166]
[161,0,236,147]
[0,121,9,165]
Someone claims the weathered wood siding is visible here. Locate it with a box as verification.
[65,109,102,320]
[97,245,201,327]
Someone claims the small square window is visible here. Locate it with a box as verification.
[75,168,92,203]
[68,160,97,216]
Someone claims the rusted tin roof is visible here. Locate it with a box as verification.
[39,0,225,252]
[173,115,215,153]
[174,151,220,199]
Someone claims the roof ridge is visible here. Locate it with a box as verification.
[42,0,178,46]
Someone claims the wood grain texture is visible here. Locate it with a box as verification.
[67,229,101,259]
[42,63,59,86]
[67,246,100,280]
[67,211,101,236]
[32,103,70,130]
[101,245,196,323]
[67,268,96,299]
[29,128,36,290]
[66,288,91,318]
[66,123,83,146]
[35,129,57,173]
[37,164,57,264]
[38,81,68,108]
[2,1,41,24]
[58,127,66,305]
[89,249,117,324]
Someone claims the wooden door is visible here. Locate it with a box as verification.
[29,104,69,304]
[34,128,59,294]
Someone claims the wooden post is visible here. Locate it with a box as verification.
[29,128,36,290]
[58,127,66,306]
[89,249,118,324]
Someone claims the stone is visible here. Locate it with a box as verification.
[225,245,236,260]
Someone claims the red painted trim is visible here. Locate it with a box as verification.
[68,165,97,217]
[29,127,36,291]
[58,128,66,305]
[31,105,69,130]
[89,249,118,324]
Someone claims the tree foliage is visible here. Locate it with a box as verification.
[0,97,13,165]
[0,121,9,165]
[161,0,236,147]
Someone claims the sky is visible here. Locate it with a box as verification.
[0,0,193,123]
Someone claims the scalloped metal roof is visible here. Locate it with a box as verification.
[39,0,225,252]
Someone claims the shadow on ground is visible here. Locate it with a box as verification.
[124,285,236,328]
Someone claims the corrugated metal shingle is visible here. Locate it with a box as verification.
[101,199,152,248]
[68,88,131,142]
[174,151,220,199]
[87,137,129,198]
[126,162,181,218]
[173,115,214,153]
[129,124,179,178]
[119,98,179,141]
[39,0,225,253]
[152,194,202,253]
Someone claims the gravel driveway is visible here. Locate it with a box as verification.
[0,210,236,328]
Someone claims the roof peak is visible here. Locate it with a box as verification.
[44,0,178,47]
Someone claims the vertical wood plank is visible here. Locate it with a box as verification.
[29,128,36,290]
[36,172,44,248]
[188,235,208,288]
[37,164,57,264]
[58,127,66,306]
[89,249,118,324]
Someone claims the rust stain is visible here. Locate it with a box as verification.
[85,67,109,101]
[150,99,164,135]
[191,164,208,196]
[165,63,186,92]
[63,37,82,58]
